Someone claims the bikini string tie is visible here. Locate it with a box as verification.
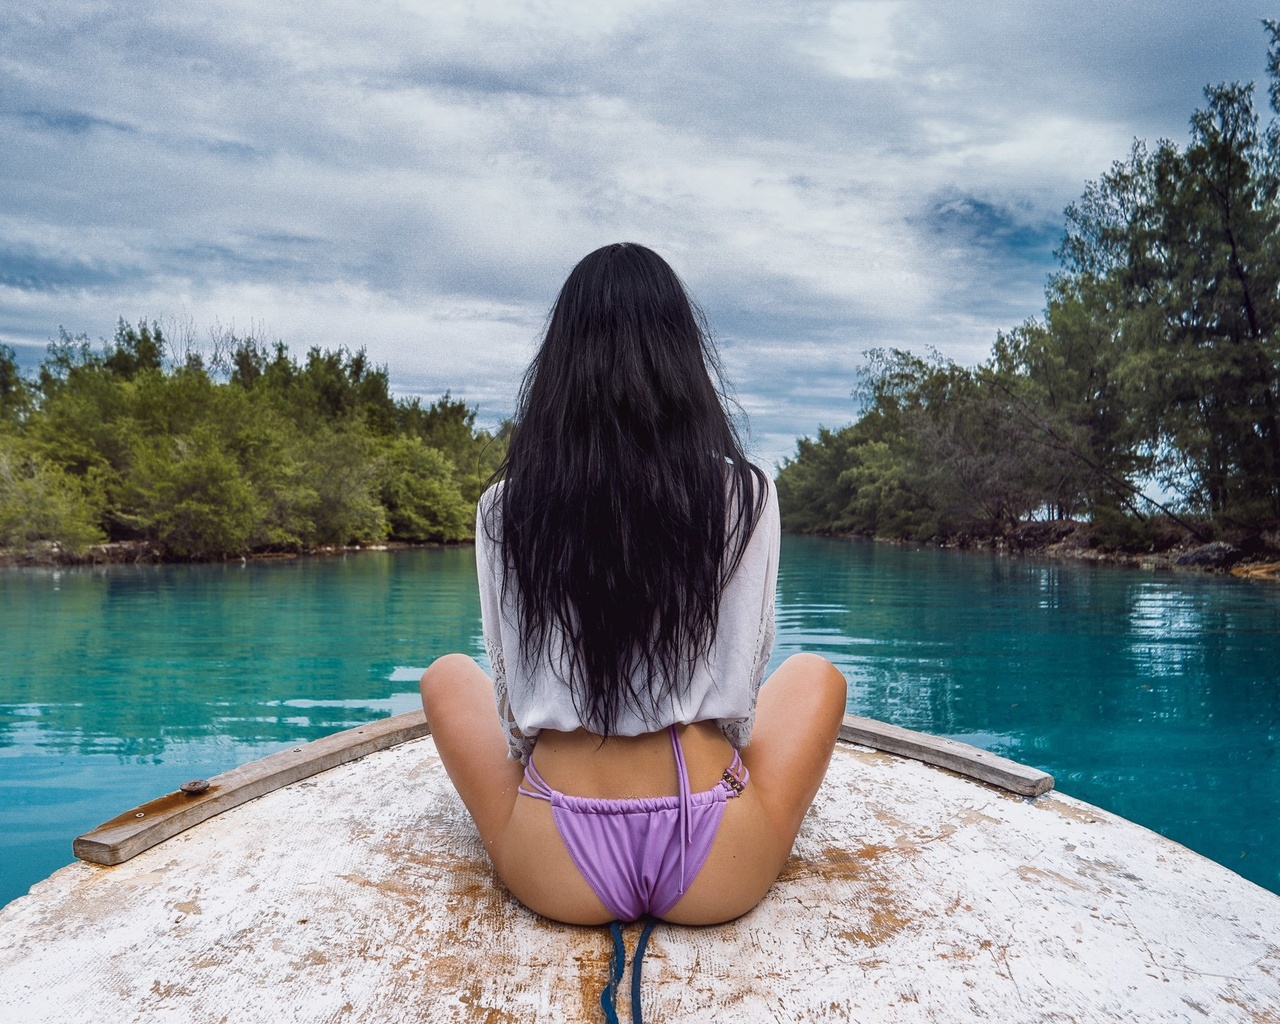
[670,724,692,895]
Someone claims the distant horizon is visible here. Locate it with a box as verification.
[3,1,1276,468]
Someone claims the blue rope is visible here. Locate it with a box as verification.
[630,918,657,1024]
[599,918,658,1024]
[600,921,626,1024]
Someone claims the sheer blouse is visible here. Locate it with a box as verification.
[475,476,779,763]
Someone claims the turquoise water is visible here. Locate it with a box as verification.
[1,536,1277,909]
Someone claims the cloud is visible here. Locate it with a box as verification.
[1,0,1276,466]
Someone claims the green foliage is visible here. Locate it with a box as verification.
[992,288,1145,513]
[397,391,507,503]
[300,427,388,545]
[0,431,104,551]
[780,349,1083,539]
[104,319,164,380]
[118,428,258,558]
[26,340,134,484]
[380,437,471,542]
[233,402,319,550]
[836,439,938,538]
[777,426,864,533]
[0,320,497,559]
[229,337,398,435]
[1088,505,1159,552]
[0,344,28,423]
[1055,75,1280,521]
[777,362,939,539]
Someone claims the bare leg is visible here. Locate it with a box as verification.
[419,653,524,872]
[664,652,847,923]
[739,653,848,871]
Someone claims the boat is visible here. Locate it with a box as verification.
[1,711,1277,1022]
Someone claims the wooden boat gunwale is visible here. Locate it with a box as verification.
[73,711,1053,867]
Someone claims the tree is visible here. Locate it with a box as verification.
[104,319,165,380]
[380,438,471,541]
[3,319,499,558]
[299,426,388,545]
[117,427,257,558]
[398,392,507,502]
[784,26,1280,541]
[1057,81,1280,521]
[0,344,28,423]
[0,431,104,551]
[990,295,1142,518]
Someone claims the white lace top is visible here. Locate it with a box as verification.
[476,476,779,763]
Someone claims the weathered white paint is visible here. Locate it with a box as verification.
[2,737,1278,1022]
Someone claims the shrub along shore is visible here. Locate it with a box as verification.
[0,322,504,563]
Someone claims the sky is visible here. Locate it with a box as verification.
[2,1,1277,468]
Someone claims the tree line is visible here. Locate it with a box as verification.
[778,23,1280,552]
[0,322,505,558]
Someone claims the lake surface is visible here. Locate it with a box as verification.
[2,536,1277,909]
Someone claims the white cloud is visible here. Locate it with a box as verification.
[806,1,909,82]
[2,0,1276,467]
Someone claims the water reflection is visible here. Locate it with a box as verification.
[777,535,1280,897]
[1,549,481,759]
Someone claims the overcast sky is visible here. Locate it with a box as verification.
[2,1,1276,467]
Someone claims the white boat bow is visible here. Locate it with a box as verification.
[1,712,1277,1022]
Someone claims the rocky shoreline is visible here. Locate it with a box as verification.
[870,519,1280,581]
[0,539,458,569]
[4,524,1279,581]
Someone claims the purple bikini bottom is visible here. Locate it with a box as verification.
[518,725,749,922]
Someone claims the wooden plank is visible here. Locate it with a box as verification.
[74,708,1049,867]
[838,714,1054,797]
[73,710,431,866]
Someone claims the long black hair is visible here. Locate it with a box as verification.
[489,242,767,736]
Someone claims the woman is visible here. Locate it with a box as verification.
[420,242,846,927]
